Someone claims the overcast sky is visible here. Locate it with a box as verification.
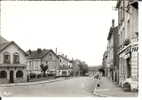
[1,1,118,66]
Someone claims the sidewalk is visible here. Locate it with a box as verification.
[0,77,70,87]
[93,77,138,97]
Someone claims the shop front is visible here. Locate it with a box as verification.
[0,64,27,84]
[118,44,138,91]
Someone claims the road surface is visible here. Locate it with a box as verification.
[0,77,96,97]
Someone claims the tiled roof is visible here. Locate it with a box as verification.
[0,42,11,52]
[0,35,10,52]
[0,35,27,55]
[58,55,69,61]
[27,49,51,59]
[0,35,8,44]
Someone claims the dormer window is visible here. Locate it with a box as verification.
[13,52,20,64]
[3,52,10,64]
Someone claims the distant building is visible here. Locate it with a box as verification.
[0,35,27,84]
[56,55,72,77]
[116,0,138,91]
[26,49,59,76]
[88,66,100,75]
[102,51,108,76]
[106,20,119,82]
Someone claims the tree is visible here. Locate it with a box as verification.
[78,62,88,76]
[40,64,48,77]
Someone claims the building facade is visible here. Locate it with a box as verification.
[102,51,108,77]
[27,49,59,76]
[106,20,119,82]
[0,35,27,84]
[56,55,72,77]
[116,0,138,90]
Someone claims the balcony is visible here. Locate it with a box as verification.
[0,64,26,68]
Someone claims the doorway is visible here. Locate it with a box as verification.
[127,57,131,78]
[10,71,14,83]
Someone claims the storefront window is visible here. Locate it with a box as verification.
[0,71,7,78]
[16,71,23,78]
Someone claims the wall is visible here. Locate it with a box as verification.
[0,43,27,65]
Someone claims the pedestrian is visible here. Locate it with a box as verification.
[93,74,102,95]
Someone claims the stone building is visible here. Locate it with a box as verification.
[26,49,59,76]
[0,35,27,84]
[106,20,119,82]
[116,0,138,91]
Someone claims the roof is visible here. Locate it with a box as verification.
[58,55,70,62]
[0,42,11,52]
[27,49,58,59]
[0,35,27,55]
[116,0,121,8]
[0,35,8,44]
[0,41,27,56]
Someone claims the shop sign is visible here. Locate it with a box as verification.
[131,46,138,52]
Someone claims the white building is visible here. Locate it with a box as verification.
[116,0,138,91]
[0,35,27,84]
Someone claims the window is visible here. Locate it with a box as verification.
[16,71,23,78]
[13,53,20,64]
[0,71,7,78]
[127,58,131,78]
[49,53,52,60]
[127,20,130,39]
[3,52,10,64]
[29,61,32,66]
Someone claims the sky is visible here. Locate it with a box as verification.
[0,1,118,66]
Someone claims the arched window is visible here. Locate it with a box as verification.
[3,52,10,64]
[13,52,20,64]
[0,71,7,78]
[16,71,23,78]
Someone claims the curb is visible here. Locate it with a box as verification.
[93,91,109,97]
[93,88,108,97]
[0,77,69,87]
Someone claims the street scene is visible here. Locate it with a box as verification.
[0,0,139,97]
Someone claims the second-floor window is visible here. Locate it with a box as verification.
[49,53,52,60]
[13,53,20,64]
[3,52,10,64]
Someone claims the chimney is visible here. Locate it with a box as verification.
[112,19,115,28]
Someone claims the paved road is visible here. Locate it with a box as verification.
[0,77,96,97]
